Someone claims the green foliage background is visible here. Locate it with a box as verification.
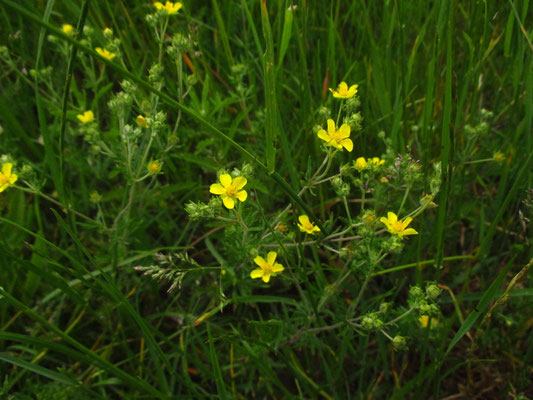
[0,0,532,398]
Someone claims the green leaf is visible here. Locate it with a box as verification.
[445,257,514,356]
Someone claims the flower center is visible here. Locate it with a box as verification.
[393,221,404,233]
[330,130,342,143]
[262,263,273,275]
[225,184,238,197]
[0,174,9,185]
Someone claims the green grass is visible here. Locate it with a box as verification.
[0,0,532,398]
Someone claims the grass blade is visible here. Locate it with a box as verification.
[444,257,514,356]
[260,0,278,174]
[0,353,79,386]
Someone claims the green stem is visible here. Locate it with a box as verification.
[397,185,411,216]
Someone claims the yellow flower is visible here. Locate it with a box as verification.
[76,110,94,124]
[329,81,358,99]
[380,177,389,183]
[154,1,183,14]
[275,222,288,233]
[370,157,385,166]
[95,47,116,60]
[136,115,150,128]
[89,191,102,203]
[419,315,438,329]
[493,151,505,162]
[147,160,162,175]
[250,251,284,283]
[209,174,247,209]
[297,215,320,234]
[355,157,368,171]
[103,27,113,37]
[62,24,74,35]
[317,119,353,152]
[380,212,418,239]
[0,163,18,193]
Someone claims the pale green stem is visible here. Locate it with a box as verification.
[14,186,95,223]
[397,185,411,216]
[336,99,344,126]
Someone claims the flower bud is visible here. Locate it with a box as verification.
[392,335,407,351]
[425,283,441,300]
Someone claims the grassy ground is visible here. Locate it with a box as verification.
[0,0,532,398]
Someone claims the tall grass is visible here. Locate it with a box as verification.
[0,0,531,398]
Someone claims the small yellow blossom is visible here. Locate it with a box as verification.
[380,212,418,239]
[275,222,288,233]
[147,160,162,175]
[250,251,284,283]
[419,315,438,329]
[103,27,113,36]
[62,24,74,35]
[209,174,247,209]
[154,1,183,14]
[355,157,368,171]
[76,110,94,124]
[95,47,116,60]
[370,157,385,166]
[297,215,320,234]
[329,81,358,99]
[317,119,353,152]
[136,115,150,128]
[89,191,102,203]
[0,163,18,193]
[363,212,376,225]
[493,151,505,162]
[380,177,389,183]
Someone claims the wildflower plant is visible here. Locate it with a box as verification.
[1,1,529,398]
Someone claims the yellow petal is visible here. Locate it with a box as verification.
[348,84,358,97]
[312,225,321,233]
[272,263,284,273]
[317,129,330,142]
[355,157,367,171]
[232,176,247,190]
[262,274,271,283]
[340,138,353,152]
[0,184,8,193]
[222,196,235,209]
[402,217,413,228]
[327,119,336,135]
[400,228,418,237]
[154,2,163,9]
[9,174,18,184]
[236,190,247,202]
[380,216,392,230]
[209,183,225,195]
[339,82,348,92]
[219,174,232,188]
[2,163,13,176]
[298,215,310,225]
[254,256,266,267]
[339,124,351,138]
[267,251,277,265]
[250,269,264,279]
[387,212,398,223]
